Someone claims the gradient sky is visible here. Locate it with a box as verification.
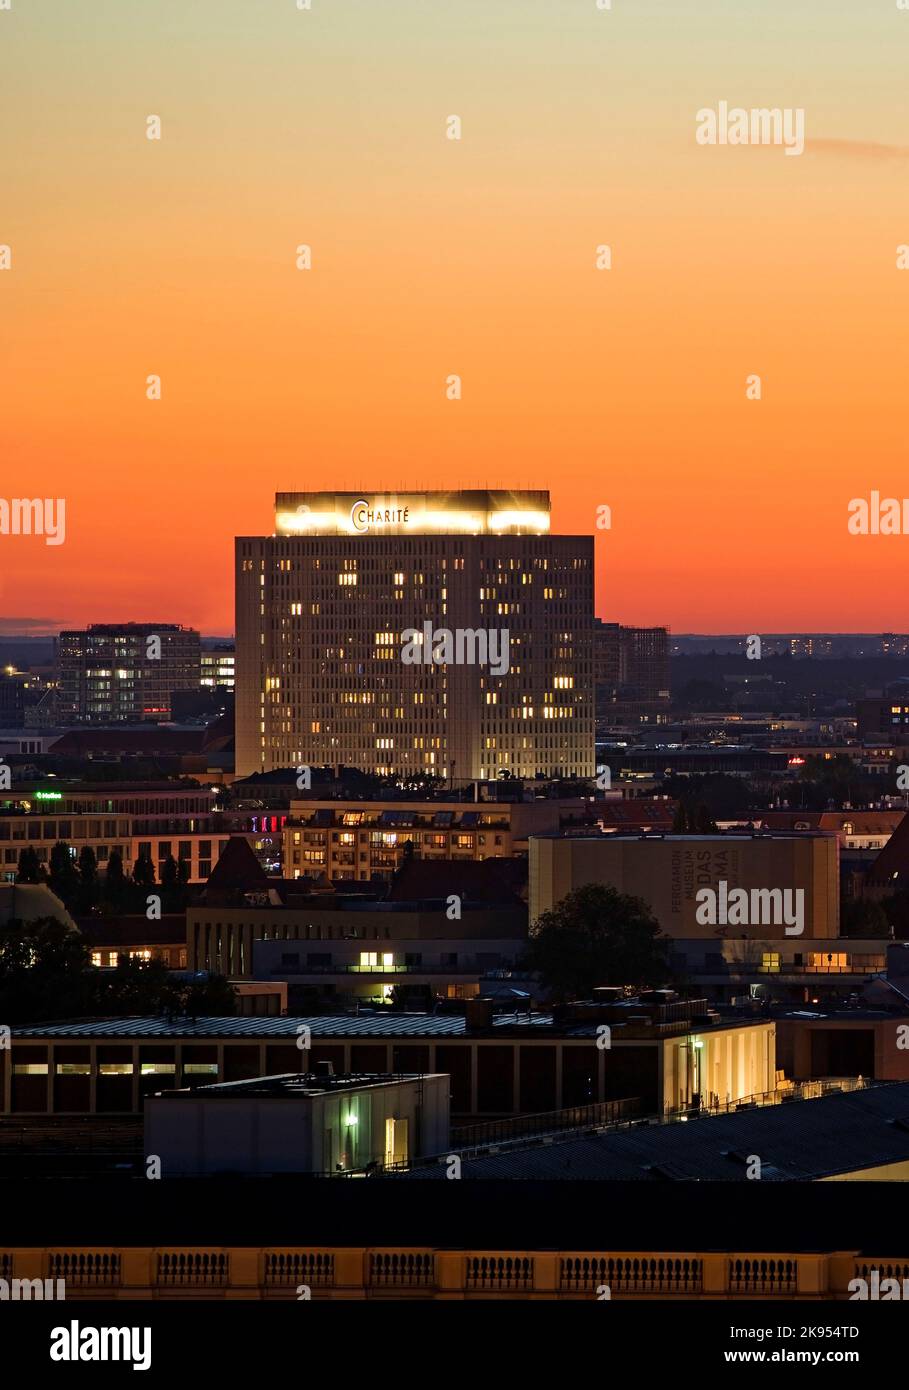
[2,0,909,635]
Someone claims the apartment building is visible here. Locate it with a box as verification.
[283,795,585,883]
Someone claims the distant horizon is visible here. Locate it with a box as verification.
[2,628,909,643]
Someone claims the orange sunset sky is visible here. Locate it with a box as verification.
[2,0,909,636]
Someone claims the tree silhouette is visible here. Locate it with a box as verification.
[524,883,671,1000]
[132,852,156,888]
[103,850,126,911]
[77,846,99,913]
[16,847,43,884]
[48,841,80,909]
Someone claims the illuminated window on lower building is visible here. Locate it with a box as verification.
[808,952,847,971]
[760,952,781,973]
[359,951,395,969]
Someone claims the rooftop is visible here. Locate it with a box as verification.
[9,1009,767,1041]
[398,1083,909,1182]
[151,1070,444,1100]
[532,830,836,841]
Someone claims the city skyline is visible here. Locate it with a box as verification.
[4,0,909,1350]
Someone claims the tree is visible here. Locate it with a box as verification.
[524,883,671,1001]
[16,847,43,884]
[182,973,237,1017]
[672,801,718,834]
[781,755,866,812]
[48,841,80,909]
[132,852,156,888]
[386,771,444,796]
[841,897,891,939]
[693,803,719,834]
[103,850,126,911]
[158,853,190,912]
[0,915,96,1022]
[77,846,99,913]
[882,891,909,940]
[105,954,180,1015]
[663,774,755,821]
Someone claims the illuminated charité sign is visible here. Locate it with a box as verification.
[349,499,410,533]
[274,491,551,538]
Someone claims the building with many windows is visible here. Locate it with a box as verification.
[235,491,594,782]
[56,624,201,723]
[594,620,670,724]
[283,795,584,883]
[4,1002,774,1122]
[200,642,235,690]
[0,783,228,884]
[188,895,529,1004]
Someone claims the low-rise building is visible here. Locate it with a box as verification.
[754,810,904,854]
[0,782,230,884]
[145,1070,449,1175]
[776,1007,909,1085]
[670,937,889,1005]
[4,1001,775,1123]
[190,852,530,1004]
[77,916,187,970]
